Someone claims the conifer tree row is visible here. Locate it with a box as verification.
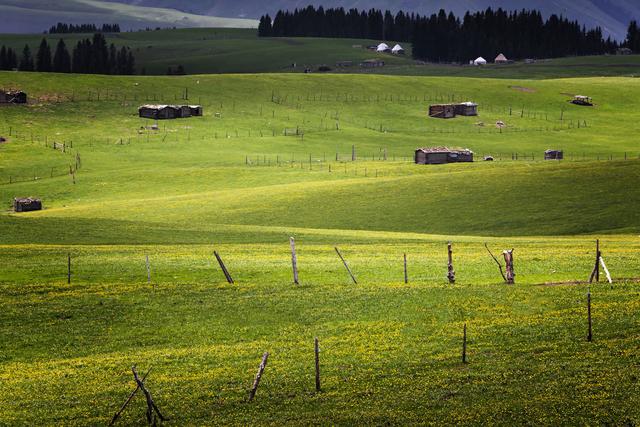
[0,34,135,74]
[48,23,121,34]
[259,6,622,61]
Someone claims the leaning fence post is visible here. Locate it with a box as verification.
[334,247,357,284]
[214,251,234,284]
[447,242,455,284]
[314,337,321,392]
[290,237,299,285]
[587,290,593,342]
[248,352,269,402]
[589,239,601,283]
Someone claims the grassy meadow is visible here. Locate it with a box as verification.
[4,28,640,77]
[0,69,639,425]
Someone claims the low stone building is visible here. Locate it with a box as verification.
[415,147,474,164]
[544,150,563,160]
[13,197,42,212]
[139,104,203,120]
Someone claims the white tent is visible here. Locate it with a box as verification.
[391,44,405,54]
[376,43,390,52]
[473,57,487,66]
[495,53,508,63]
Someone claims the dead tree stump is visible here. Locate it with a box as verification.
[447,242,455,284]
[503,249,515,284]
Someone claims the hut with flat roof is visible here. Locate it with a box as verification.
[544,150,563,160]
[13,197,42,212]
[415,147,474,164]
[454,102,478,116]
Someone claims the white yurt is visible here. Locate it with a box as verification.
[473,57,487,66]
[495,53,508,63]
[391,44,405,54]
[376,43,391,52]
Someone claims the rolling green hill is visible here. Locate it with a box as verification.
[1,71,639,425]
[0,0,256,33]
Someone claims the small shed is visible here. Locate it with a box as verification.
[544,150,564,160]
[415,147,474,164]
[391,44,405,55]
[429,104,456,119]
[189,105,203,116]
[360,59,385,68]
[473,57,487,66]
[13,197,42,212]
[0,90,27,104]
[617,47,632,55]
[376,43,390,53]
[454,102,478,116]
[495,53,509,63]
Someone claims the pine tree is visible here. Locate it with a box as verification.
[0,46,7,70]
[36,38,52,72]
[19,45,34,71]
[53,39,71,73]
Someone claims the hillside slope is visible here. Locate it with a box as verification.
[105,0,639,40]
[0,0,256,34]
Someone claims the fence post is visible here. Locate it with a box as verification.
[248,352,269,402]
[335,247,357,284]
[67,253,71,284]
[447,242,455,284]
[290,237,299,285]
[462,323,468,363]
[214,251,234,284]
[314,337,321,392]
[146,255,151,283]
[587,290,593,342]
[403,253,408,284]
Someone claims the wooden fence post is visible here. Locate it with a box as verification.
[248,352,269,402]
[351,145,356,161]
[462,323,468,363]
[290,237,299,285]
[314,337,321,392]
[589,239,601,283]
[587,290,593,342]
[447,242,455,284]
[403,253,408,284]
[214,251,234,284]
[335,247,357,284]
[145,255,151,283]
[67,253,71,284]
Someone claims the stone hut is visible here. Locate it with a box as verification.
[13,197,42,212]
[544,150,564,160]
[415,147,474,164]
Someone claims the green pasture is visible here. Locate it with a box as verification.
[0,70,639,424]
[4,28,640,77]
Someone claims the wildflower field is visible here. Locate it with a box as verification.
[0,70,638,425]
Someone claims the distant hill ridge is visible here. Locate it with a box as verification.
[0,0,256,34]
[104,0,639,40]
